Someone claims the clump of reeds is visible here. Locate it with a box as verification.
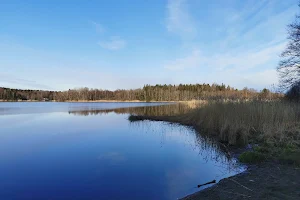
[180,100,208,109]
[186,101,300,146]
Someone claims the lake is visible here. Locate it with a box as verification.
[0,102,244,200]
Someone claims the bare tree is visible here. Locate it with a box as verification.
[278,3,300,90]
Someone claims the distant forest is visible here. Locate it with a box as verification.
[0,84,280,102]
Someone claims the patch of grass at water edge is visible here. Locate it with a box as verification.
[239,151,266,163]
[239,143,300,165]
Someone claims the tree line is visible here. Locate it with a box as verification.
[0,83,280,102]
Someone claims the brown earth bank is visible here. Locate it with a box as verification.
[181,162,300,200]
[129,114,300,200]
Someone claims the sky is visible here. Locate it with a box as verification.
[0,0,298,91]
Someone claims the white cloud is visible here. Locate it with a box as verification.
[166,0,197,40]
[164,41,286,71]
[216,42,286,71]
[164,50,202,70]
[98,36,126,50]
[163,41,286,89]
[217,1,296,52]
[162,0,298,90]
[90,21,126,50]
[91,21,105,33]
[0,73,52,90]
[241,69,279,88]
[213,68,279,90]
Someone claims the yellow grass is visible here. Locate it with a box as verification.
[186,101,300,145]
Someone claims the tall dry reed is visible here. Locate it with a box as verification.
[182,101,300,145]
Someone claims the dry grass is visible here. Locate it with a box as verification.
[182,101,300,145]
[179,100,208,109]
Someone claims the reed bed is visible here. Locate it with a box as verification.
[179,101,300,146]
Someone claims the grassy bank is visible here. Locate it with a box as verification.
[129,101,300,165]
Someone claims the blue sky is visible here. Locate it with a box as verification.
[0,0,298,91]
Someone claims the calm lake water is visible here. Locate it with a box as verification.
[0,102,244,200]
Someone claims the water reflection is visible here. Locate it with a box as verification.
[128,121,244,199]
[68,103,192,116]
[0,102,171,115]
[0,102,244,200]
[131,121,242,175]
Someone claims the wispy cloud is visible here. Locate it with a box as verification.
[0,73,52,90]
[163,41,286,89]
[164,50,201,70]
[240,69,279,89]
[166,0,197,40]
[163,0,297,89]
[164,42,286,71]
[216,0,296,52]
[90,21,127,50]
[98,36,126,50]
[90,21,105,33]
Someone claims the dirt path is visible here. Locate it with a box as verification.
[181,163,300,200]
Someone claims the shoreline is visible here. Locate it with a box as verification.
[0,100,180,103]
[129,115,300,200]
[181,162,300,200]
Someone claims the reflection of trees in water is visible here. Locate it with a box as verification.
[130,120,244,179]
[68,104,192,116]
[69,103,244,179]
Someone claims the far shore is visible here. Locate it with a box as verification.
[0,99,195,103]
[66,100,177,103]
